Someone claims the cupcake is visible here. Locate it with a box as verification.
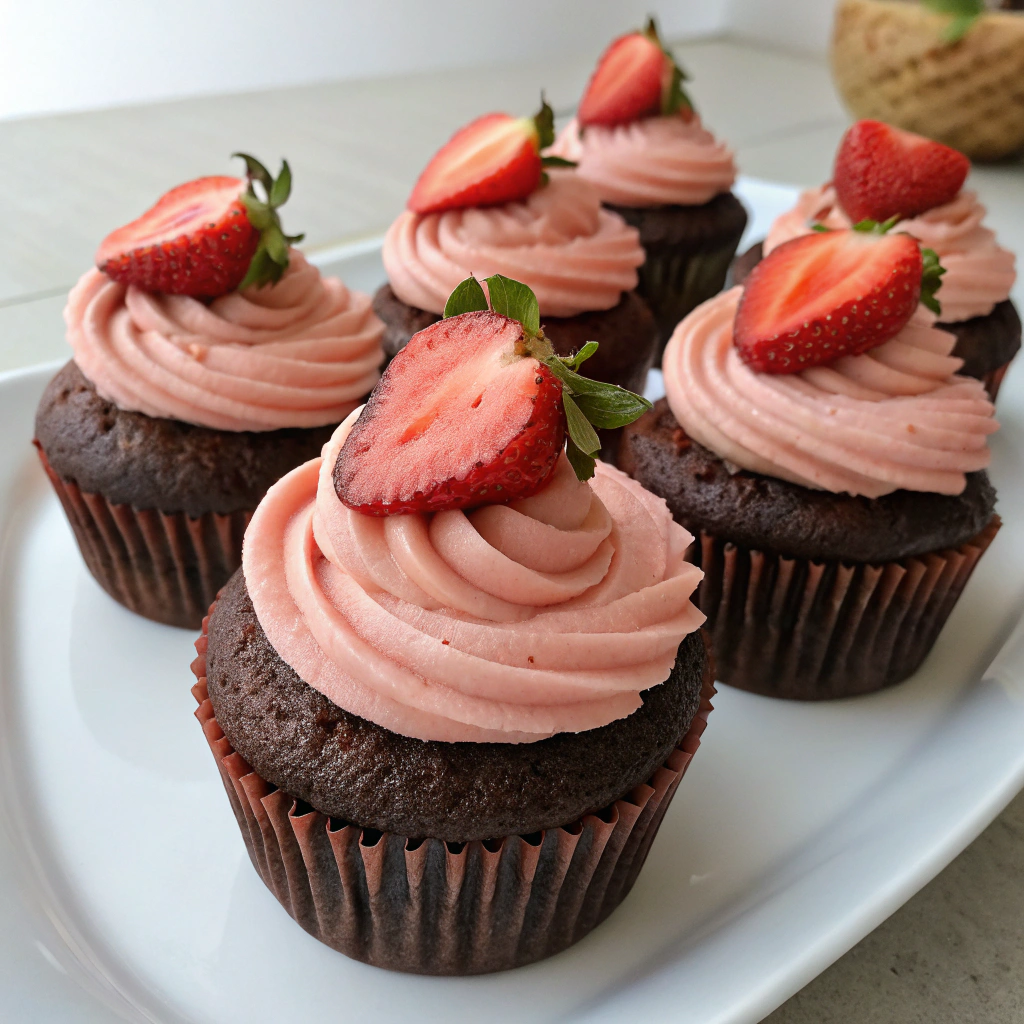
[619,221,1000,700]
[35,156,384,629]
[548,18,747,359]
[737,120,1019,398]
[373,99,657,398]
[193,277,712,973]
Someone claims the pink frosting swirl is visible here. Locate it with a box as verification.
[241,413,705,743]
[548,115,737,207]
[662,288,997,498]
[382,170,644,317]
[764,186,1017,323]
[66,251,384,431]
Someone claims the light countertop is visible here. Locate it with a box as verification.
[2,35,1023,1023]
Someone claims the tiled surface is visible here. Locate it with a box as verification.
[2,34,1024,1024]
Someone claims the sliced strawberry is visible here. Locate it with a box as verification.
[96,154,303,298]
[734,227,928,374]
[408,99,562,215]
[335,311,566,515]
[833,120,970,224]
[577,17,693,128]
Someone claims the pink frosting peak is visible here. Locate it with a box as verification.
[548,115,737,208]
[662,288,997,498]
[764,186,1017,323]
[241,413,705,743]
[67,251,385,431]
[381,169,644,317]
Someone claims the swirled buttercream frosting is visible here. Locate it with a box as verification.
[548,115,737,208]
[382,170,644,317]
[662,288,997,498]
[764,186,1017,323]
[242,412,705,743]
[67,251,384,431]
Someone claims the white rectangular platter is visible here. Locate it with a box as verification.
[2,179,1024,1024]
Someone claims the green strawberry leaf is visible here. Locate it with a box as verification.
[644,16,695,118]
[573,390,652,429]
[232,152,273,192]
[920,247,946,316]
[533,95,556,150]
[485,274,540,338]
[563,393,601,455]
[852,216,901,235]
[569,341,599,369]
[263,225,289,265]
[541,155,577,168]
[269,160,292,208]
[921,0,984,43]
[444,275,489,317]
[565,436,596,481]
[234,153,301,291]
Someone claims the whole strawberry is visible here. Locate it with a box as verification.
[96,153,304,298]
[334,275,651,516]
[833,120,971,224]
[734,221,945,374]
[577,17,693,128]
[408,98,572,216]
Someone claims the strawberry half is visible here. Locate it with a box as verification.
[734,224,942,374]
[334,274,651,516]
[833,120,971,224]
[96,154,303,298]
[577,17,693,129]
[407,99,569,216]
[335,312,565,515]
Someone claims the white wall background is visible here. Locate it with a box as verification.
[725,0,836,56]
[0,0,740,122]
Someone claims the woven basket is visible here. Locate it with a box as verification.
[831,0,1024,161]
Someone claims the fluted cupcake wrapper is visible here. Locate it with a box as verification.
[688,517,1000,701]
[37,446,249,629]
[191,611,715,975]
[982,361,1012,402]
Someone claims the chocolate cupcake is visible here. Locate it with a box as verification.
[35,158,384,628]
[548,19,747,359]
[194,280,712,973]
[619,227,1001,700]
[749,121,1019,398]
[374,100,656,396]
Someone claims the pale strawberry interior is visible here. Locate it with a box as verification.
[419,115,533,192]
[598,38,659,94]
[96,176,245,261]
[344,315,542,504]
[749,232,906,336]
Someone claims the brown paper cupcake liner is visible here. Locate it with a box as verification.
[982,360,1012,402]
[687,517,1000,701]
[191,614,715,975]
[37,447,250,630]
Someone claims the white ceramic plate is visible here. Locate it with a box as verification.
[3,179,1024,1024]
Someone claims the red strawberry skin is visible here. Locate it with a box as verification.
[734,229,924,374]
[96,176,258,297]
[833,120,971,224]
[577,31,666,128]
[408,114,543,215]
[335,311,565,515]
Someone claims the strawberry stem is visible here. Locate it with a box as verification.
[232,152,303,291]
[442,275,652,481]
